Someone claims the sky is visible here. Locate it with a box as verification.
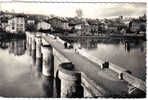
[0,1,146,19]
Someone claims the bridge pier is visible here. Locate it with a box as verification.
[41,45,54,77]
[35,36,42,73]
[58,63,83,98]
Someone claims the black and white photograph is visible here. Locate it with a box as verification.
[0,0,146,98]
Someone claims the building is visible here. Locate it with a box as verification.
[88,20,99,35]
[5,26,10,32]
[48,17,62,29]
[74,24,82,30]
[107,24,118,32]
[61,20,70,30]
[27,19,35,25]
[8,15,25,33]
[48,17,71,30]
[37,21,51,30]
[81,19,91,36]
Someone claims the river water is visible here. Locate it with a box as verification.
[0,39,57,97]
[77,39,146,81]
[0,37,146,97]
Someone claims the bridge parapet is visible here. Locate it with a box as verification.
[81,72,110,97]
[122,72,146,93]
[77,48,146,93]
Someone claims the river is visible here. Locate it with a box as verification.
[0,39,57,97]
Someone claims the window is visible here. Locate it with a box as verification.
[17,24,20,27]
[20,24,23,27]
[12,26,15,30]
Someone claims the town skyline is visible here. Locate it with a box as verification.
[0,2,146,19]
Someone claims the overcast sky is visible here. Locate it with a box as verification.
[0,2,146,18]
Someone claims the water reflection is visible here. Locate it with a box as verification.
[31,58,56,98]
[55,71,61,98]
[31,55,42,78]
[0,40,9,49]
[9,40,26,56]
[78,38,145,53]
[0,38,45,97]
[42,76,54,97]
[79,39,97,49]
[124,40,145,52]
[0,39,26,56]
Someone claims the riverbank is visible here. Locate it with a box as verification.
[0,31,26,41]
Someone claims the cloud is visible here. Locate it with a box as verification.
[93,3,146,18]
[1,2,146,18]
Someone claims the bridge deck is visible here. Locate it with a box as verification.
[43,35,129,96]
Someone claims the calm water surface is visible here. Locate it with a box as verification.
[0,39,56,97]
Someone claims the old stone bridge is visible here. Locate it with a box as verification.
[26,32,146,98]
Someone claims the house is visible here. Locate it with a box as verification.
[60,20,71,30]
[73,24,82,35]
[37,21,51,30]
[8,15,25,33]
[5,25,10,32]
[27,19,35,25]
[48,17,71,30]
[107,24,118,32]
[48,17,62,29]
[81,19,91,36]
[88,20,99,35]
[74,24,82,30]
[103,19,127,33]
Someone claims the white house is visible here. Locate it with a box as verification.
[8,15,25,33]
[62,22,70,30]
[5,25,10,32]
[37,21,51,30]
[1,22,8,31]
[74,24,82,30]
[27,20,35,25]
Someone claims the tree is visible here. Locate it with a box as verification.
[75,8,83,18]
[140,24,146,32]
